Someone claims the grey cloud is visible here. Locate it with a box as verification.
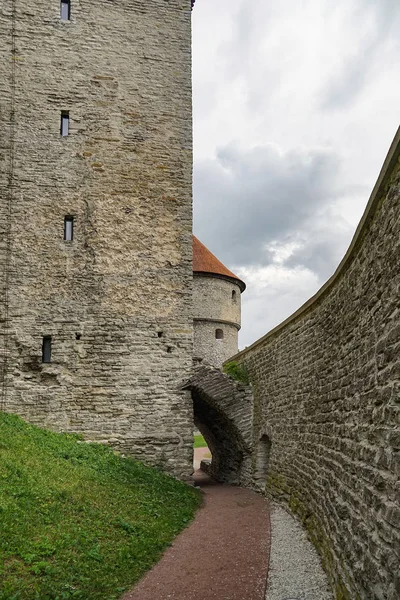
[320,0,400,109]
[219,2,285,113]
[194,142,353,281]
[215,0,400,112]
[283,220,353,280]
[219,2,255,79]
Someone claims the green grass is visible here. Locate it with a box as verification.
[193,434,207,449]
[0,412,201,600]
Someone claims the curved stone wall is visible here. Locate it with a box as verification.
[232,129,400,600]
[193,275,242,365]
[193,275,242,324]
[194,320,239,366]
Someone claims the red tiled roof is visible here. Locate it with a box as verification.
[193,236,246,292]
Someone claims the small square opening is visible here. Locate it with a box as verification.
[64,216,74,241]
[60,111,69,136]
[42,336,52,363]
[60,0,71,20]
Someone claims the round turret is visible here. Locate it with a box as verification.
[193,236,246,367]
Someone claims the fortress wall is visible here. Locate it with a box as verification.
[233,131,400,599]
[0,2,13,373]
[0,1,194,479]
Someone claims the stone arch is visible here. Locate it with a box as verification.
[254,434,271,491]
[192,388,244,483]
[184,364,254,485]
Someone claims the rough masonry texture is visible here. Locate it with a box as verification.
[232,130,400,600]
[184,363,254,485]
[193,276,243,366]
[0,0,194,479]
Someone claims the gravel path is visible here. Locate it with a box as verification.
[265,503,333,600]
[123,471,270,600]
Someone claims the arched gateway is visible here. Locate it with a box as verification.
[184,364,254,485]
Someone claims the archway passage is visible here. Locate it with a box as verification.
[184,364,254,485]
[193,389,244,484]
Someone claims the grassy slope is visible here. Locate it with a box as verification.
[0,413,200,600]
[193,434,207,449]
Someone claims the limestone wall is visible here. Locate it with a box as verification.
[233,130,400,600]
[0,0,194,479]
[193,275,242,324]
[194,320,240,369]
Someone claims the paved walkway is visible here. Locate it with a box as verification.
[123,468,270,600]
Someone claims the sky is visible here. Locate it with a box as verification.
[192,0,400,348]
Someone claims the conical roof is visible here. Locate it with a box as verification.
[193,236,246,292]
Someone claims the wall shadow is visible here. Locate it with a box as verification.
[192,388,244,484]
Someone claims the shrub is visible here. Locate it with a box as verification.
[223,361,250,384]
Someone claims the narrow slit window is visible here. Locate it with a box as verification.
[60,0,71,20]
[60,111,69,136]
[232,290,237,302]
[215,329,224,340]
[64,216,74,241]
[42,336,52,363]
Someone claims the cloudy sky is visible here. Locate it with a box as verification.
[192,0,400,348]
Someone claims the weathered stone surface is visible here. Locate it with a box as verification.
[0,0,194,479]
[233,131,400,599]
[193,275,242,366]
[184,364,254,484]
[194,275,242,325]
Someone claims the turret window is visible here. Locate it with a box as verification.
[215,329,224,340]
[232,290,237,302]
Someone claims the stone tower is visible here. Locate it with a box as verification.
[0,0,194,478]
[193,236,246,366]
